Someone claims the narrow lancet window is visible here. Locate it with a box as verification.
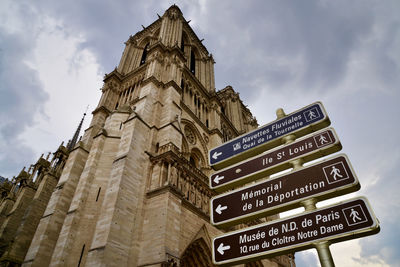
[181,35,185,52]
[140,43,149,66]
[190,50,196,74]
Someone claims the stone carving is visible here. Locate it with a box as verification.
[168,8,179,20]
[184,126,196,145]
[202,133,209,144]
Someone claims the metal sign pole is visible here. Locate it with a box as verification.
[290,126,335,267]
[301,198,335,267]
[291,129,336,267]
[315,241,335,267]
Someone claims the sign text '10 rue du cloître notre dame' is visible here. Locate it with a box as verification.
[208,102,380,266]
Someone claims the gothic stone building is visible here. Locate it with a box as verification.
[0,5,295,267]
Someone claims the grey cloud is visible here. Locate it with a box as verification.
[15,1,376,101]
[294,251,319,267]
[8,0,398,105]
[185,1,390,103]
[32,0,171,72]
[323,89,400,266]
[0,30,48,177]
[0,0,167,177]
[354,148,400,266]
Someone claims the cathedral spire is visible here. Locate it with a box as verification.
[67,107,88,151]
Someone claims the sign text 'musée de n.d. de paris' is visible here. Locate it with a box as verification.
[212,197,380,266]
[209,102,330,170]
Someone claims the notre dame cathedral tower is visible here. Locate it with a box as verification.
[0,5,295,267]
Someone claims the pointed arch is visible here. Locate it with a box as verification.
[189,147,205,168]
[180,238,214,267]
[181,119,209,165]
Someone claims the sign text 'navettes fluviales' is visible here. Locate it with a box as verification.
[209,102,330,169]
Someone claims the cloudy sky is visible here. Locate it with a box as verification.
[0,0,399,266]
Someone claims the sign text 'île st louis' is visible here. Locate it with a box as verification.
[209,102,330,170]
[212,198,380,265]
[208,102,380,266]
[210,127,342,192]
[211,154,360,228]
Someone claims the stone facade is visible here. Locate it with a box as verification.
[0,5,295,267]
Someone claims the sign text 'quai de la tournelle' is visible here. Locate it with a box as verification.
[209,102,330,169]
[212,197,379,265]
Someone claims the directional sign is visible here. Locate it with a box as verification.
[212,197,380,266]
[211,154,359,228]
[210,102,330,170]
[210,128,341,192]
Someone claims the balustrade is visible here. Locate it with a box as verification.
[149,142,214,216]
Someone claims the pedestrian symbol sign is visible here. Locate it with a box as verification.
[342,204,368,226]
[330,166,343,180]
[304,107,319,121]
[323,162,349,184]
[316,132,330,145]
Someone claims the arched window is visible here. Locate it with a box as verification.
[189,156,197,167]
[189,147,205,169]
[190,50,196,74]
[140,43,149,66]
[181,35,185,52]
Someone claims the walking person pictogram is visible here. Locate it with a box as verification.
[349,208,362,222]
[330,166,343,180]
[308,110,317,120]
[319,134,328,144]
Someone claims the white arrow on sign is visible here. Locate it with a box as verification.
[217,243,231,255]
[212,151,222,160]
[215,204,227,215]
[213,175,225,184]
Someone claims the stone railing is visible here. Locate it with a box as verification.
[149,143,214,216]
